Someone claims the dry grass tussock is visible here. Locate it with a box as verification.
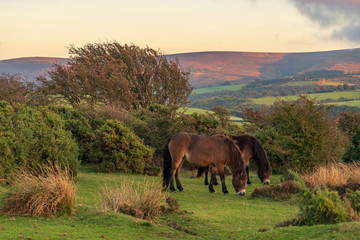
[101,178,165,221]
[303,162,360,187]
[1,165,77,217]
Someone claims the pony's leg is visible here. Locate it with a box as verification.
[213,172,219,186]
[246,167,252,185]
[175,161,184,192]
[205,165,219,186]
[204,166,209,185]
[217,164,229,195]
[169,155,184,193]
[169,171,176,193]
[208,166,217,193]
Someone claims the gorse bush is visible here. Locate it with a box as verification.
[89,119,154,173]
[243,96,347,174]
[49,106,98,164]
[0,102,79,179]
[2,165,77,217]
[101,178,164,221]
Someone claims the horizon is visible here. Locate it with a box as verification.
[1,0,360,60]
[2,47,360,62]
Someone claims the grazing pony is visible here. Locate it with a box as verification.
[199,134,272,186]
[163,132,247,195]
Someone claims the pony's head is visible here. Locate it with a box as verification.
[258,164,272,185]
[220,134,247,195]
[232,169,247,195]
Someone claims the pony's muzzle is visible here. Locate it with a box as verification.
[236,190,246,196]
[263,179,270,185]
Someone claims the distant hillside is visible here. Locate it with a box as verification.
[1,48,360,86]
[169,48,360,87]
[0,57,68,80]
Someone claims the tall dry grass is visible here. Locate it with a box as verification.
[303,162,360,187]
[1,165,77,217]
[101,178,165,221]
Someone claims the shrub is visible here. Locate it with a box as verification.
[343,128,360,163]
[101,178,164,221]
[298,186,349,225]
[89,119,154,173]
[290,171,349,226]
[49,106,98,164]
[338,112,360,138]
[0,103,79,179]
[243,96,347,174]
[2,165,77,217]
[347,190,360,214]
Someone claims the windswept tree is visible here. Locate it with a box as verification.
[39,42,192,110]
[0,73,28,106]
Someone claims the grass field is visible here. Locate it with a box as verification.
[192,84,247,95]
[179,107,244,122]
[251,90,360,106]
[1,167,359,239]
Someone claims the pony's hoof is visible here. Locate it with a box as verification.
[224,192,229,196]
[171,190,177,193]
[214,183,219,186]
[204,182,209,185]
[210,190,216,194]
[247,182,252,186]
[179,189,185,192]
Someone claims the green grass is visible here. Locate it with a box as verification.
[251,91,360,105]
[179,107,244,121]
[327,100,360,108]
[1,167,359,239]
[192,84,247,95]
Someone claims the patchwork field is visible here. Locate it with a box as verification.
[192,84,247,95]
[251,90,360,106]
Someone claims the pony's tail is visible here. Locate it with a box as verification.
[162,137,172,190]
[197,167,206,178]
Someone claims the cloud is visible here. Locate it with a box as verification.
[289,0,360,43]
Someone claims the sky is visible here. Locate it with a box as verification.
[1,0,360,60]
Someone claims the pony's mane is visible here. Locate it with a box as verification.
[213,133,245,175]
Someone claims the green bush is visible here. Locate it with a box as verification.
[244,96,347,174]
[348,190,360,214]
[343,129,360,162]
[298,186,349,225]
[0,102,79,180]
[89,119,154,173]
[49,106,99,164]
[291,171,349,226]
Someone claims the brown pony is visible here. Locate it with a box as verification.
[199,134,272,186]
[162,132,247,195]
